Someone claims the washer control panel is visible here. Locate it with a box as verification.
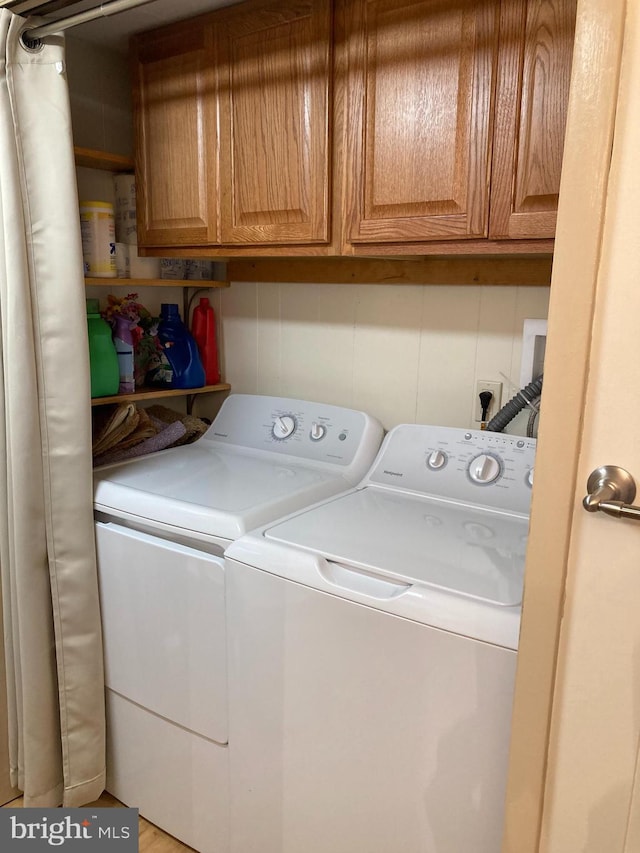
[204,394,383,471]
[367,425,536,516]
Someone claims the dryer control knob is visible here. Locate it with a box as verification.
[310,422,327,442]
[272,415,297,440]
[468,453,502,485]
[426,450,447,470]
[526,468,534,488]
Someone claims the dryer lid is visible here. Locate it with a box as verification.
[94,442,344,541]
[263,487,530,607]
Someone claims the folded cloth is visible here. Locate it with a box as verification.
[93,420,187,468]
[146,404,209,446]
[92,403,139,456]
[109,406,156,452]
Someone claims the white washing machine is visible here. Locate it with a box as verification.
[225,423,536,853]
[92,394,383,853]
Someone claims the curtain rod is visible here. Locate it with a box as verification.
[22,0,159,41]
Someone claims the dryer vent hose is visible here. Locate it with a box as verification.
[485,375,543,433]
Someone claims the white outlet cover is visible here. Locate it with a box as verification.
[474,381,503,422]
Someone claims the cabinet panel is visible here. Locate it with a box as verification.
[132,25,217,246]
[217,0,331,245]
[489,0,577,239]
[342,0,498,244]
[130,0,573,257]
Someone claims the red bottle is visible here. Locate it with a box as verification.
[191,297,221,385]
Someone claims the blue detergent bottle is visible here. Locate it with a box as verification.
[154,303,205,389]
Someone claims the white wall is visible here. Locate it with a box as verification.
[220,281,549,432]
[67,35,131,211]
[66,36,132,157]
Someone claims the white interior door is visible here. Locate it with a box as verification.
[503,0,640,850]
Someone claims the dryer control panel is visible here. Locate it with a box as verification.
[202,394,384,474]
[366,425,536,516]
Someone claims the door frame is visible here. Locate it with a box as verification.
[501,0,626,850]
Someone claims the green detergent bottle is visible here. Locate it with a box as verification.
[86,298,120,397]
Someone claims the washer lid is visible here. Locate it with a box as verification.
[264,487,530,607]
[94,443,344,541]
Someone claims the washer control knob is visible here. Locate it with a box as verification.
[426,450,447,471]
[468,453,502,484]
[526,468,534,488]
[272,415,297,440]
[310,422,327,442]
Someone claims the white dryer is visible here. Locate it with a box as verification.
[225,424,536,853]
[92,394,383,853]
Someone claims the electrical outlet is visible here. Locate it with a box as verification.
[474,380,503,423]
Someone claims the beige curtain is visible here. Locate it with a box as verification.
[0,11,105,807]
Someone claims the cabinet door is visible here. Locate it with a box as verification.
[341,0,498,245]
[217,0,331,245]
[489,0,577,239]
[132,23,218,247]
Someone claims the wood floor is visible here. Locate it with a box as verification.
[3,792,194,852]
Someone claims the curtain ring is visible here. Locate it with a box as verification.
[20,30,44,52]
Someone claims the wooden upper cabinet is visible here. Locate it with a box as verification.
[216,0,332,245]
[489,0,577,239]
[130,0,576,255]
[131,24,217,246]
[341,0,499,245]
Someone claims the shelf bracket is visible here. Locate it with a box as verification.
[183,285,213,324]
